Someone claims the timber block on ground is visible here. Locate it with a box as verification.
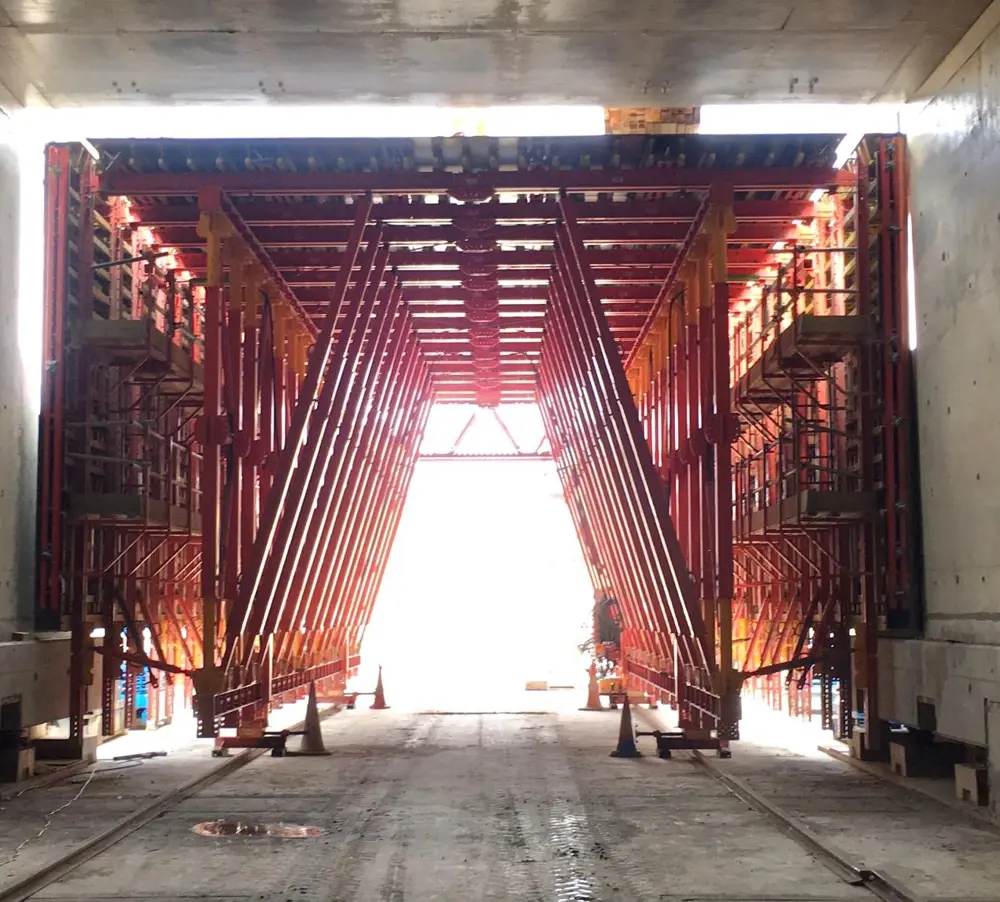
[848,728,887,762]
[0,747,35,782]
[890,740,962,778]
[955,763,989,806]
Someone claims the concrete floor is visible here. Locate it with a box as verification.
[1,696,999,902]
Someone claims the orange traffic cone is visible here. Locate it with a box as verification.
[580,663,604,712]
[609,693,641,758]
[292,682,330,756]
[371,666,389,710]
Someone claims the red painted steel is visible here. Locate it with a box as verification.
[37,134,915,747]
[103,166,852,196]
[222,201,375,671]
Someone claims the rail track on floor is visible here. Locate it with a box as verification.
[691,750,924,902]
[0,707,339,902]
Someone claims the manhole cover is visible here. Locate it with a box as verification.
[192,820,324,838]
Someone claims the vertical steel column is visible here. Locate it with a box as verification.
[697,248,718,661]
[199,279,223,730]
[854,154,881,752]
[39,146,72,618]
[708,196,737,735]
[240,275,260,593]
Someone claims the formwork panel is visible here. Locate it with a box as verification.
[37,134,915,750]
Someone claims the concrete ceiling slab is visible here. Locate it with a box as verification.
[0,0,992,106]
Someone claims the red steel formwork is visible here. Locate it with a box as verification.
[37,134,916,750]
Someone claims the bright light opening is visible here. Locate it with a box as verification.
[700,103,903,136]
[360,404,592,711]
[14,104,606,143]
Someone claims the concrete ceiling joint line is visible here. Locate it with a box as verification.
[0,74,22,117]
[915,0,1000,99]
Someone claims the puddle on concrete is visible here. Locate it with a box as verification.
[192,820,324,838]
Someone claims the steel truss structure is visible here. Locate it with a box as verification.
[37,134,916,750]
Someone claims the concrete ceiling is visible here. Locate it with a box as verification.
[0,0,992,108]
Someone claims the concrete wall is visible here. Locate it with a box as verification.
[0,113,36,639]
[0,637,70,727]
[880,22,1000,749]
[0,114,68,731]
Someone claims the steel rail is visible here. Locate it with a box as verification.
[691,751,925,902]
[0,706,340,902]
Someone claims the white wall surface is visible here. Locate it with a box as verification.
[0,114,37,640]
[881,21,1000,750]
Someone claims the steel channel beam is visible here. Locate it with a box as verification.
[710,276,735,694]
[349,381,434,644]
[269,278,404,661]
[275,290,407,645]
[698,301,716,603]
[305,329,424,642]
[221,300,244,601]
[549,234,702,670]
[625,197,711,370]
[321,340,428,638]
[293,309,418,641]
[132,198,814,227]
[239,296,259,596]
[535,393,609,595]
[102,166,851,196]
[544,295,674,658]
[358,286,661,303]
[173,247,779,274]
[214,190,315,337]
[223,201,374,670]
[248,243,393,662]
[327,360,430,642]
[214,656,348,717]
[150,221,792,249]
[540,295,669,652]
[201,282,223,677]
[538,323,661,651]
[556,197,710,668]
[248,237,388,663]
[285,269,657,286]
[39,146,71,616]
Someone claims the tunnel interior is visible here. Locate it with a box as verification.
[36,132,916,754]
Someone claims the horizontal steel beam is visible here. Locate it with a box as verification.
[132,198,814,227]
[102,166,851,196]
[153,221,793,249]
[213,656,351,717]
[293,292,660,310]
[402,315,641,331]
[275,268,651,287]
[418,452,552,462]
[173,247,777,272]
